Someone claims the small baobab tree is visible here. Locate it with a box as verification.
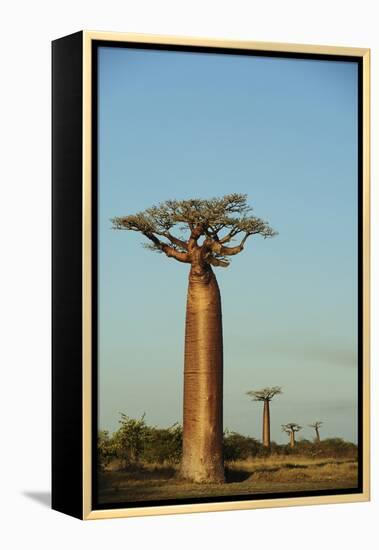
[309,421,323,443]
[112,194,277,483]
[282,423,302,448]
[246,387,282,448]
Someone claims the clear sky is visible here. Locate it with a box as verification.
[97,46,358,444]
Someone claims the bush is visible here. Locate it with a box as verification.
[223,431,262,460]
[104,413,150,468]
[142,424,182,464]
[97,430,118,471]
[98,414,358,469]
[316,438,358,459]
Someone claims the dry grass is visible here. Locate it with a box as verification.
[229,456,356,483]
[97,455,358,504]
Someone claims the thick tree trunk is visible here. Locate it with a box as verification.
[181,267,224,483]
[315,428,320,442]
[290,431,295,448]
[262,400,270,448]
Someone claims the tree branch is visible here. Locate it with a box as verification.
[164,232,189,251]
[247,387,282,402]
[208,233,251,256]
[111,193,277,268]
[282,423,302,433]
[144,233,190,263]
[187,224,204,250]
[219,227,242,244]
[207,256,230,268]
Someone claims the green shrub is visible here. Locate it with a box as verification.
[115,413,149,466]
[223,431,262,460]
[98,414,358,469]
[142,423,183,464]
[97,430,118,471]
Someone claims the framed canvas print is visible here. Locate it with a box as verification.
[52,31,370,520]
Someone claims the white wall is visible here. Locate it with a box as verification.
[0,1,377,548]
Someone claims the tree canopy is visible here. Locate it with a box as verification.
[309,421,323,430]
[282,423,302,434]
[112,193,277,268]
[246,386,282,402]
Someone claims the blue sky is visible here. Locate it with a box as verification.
[98,46,358,444]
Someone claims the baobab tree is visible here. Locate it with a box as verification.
[112,193,277,482]
[282,423,302,448]
[246,387,282,448]
[309,421,323,442]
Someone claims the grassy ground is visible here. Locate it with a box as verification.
[98,455,358,504]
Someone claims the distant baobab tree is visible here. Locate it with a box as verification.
[112,193,277,483]
[246,387,282,448]
[309,421,323,442]
[282,423,302,448]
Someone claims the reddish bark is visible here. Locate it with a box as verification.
[263,400,271,448]
[181,265,224,483]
